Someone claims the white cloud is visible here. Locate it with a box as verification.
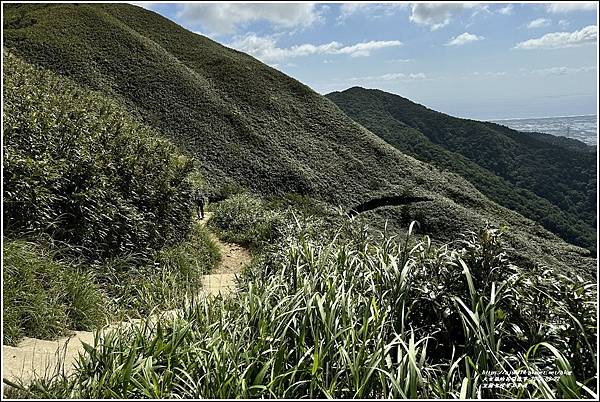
[470,71,508,77]
[409,3,478,30]
[176,3,323,35]
[349,72,428,82]
[530,66,596,75]
[470,4,491,18]
[338,3,407,21]
[334,40,403,57]
[339,3,369,18]
[497,4,514,15]
[527,18,551,29]
[445,32,485,46]
[228,34,402,63]
[558,19,570,29]
[406,72,427,80]
[546,3,598,13]
[386,58,415,63]
[514,25,597,49]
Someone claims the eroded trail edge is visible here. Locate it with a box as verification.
[2,212,251,386]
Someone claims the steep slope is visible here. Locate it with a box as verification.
[2,3,594,276]
[327,87,596,252]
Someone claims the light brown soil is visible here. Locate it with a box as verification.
[200,211,252,296]
[2,211,251,387]
[3,331,95,386]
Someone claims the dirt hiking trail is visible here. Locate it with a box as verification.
[200,212,251,296]
[2,211,251,387]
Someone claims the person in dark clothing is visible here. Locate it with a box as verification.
[194,189,206,219]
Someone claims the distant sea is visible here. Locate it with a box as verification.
[489,115,597,146]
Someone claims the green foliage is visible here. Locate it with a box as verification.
[207,194,286,251]
[2,3,594,277]
[11,217,596,399]
[3,52,194,261]
[207,193,332,251]
[264,193,331,218]
[96,221,221,317]
[512,271,598,386]
[2,52,222,346]
[327,87,596,253]
[2,239,107,346]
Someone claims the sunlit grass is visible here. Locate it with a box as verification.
[3,220,221,346]
[8,207,596,399]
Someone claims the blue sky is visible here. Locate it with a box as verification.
[134,2,598,120]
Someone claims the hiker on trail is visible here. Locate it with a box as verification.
[194,189,206,220]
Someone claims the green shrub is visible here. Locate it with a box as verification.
[3,52,194,261]
[265,193,330,217]
[208,193,286,250]
[2,239,107,346]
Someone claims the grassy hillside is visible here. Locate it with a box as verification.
[2,4,597,398]
[326,87,596,252]
[2,3,594,279]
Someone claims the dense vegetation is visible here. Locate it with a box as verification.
[2,3,593,278]
[1,4,597,398]
[207,193,330,251]
[2,52,220,345]
[3,239,107,346]
[8,196,596,399]
[327,87,596,252]
[3,52,194,261]
[3,220,220,347]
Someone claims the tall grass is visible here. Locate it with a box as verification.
[10,211,596,398]
[3,221,221,346]
[96,220,221,317]
[2,239,107,346]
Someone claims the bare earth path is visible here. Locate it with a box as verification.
[199,212,251,296]
[2,212,251,386]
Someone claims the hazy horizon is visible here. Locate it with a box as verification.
[323,85,598,121]
[490,114,597,144]
[488,113,597,120]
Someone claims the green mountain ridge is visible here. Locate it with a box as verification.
[487,124,594,153]
[2,3,595,276]
[326,87,596,252]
